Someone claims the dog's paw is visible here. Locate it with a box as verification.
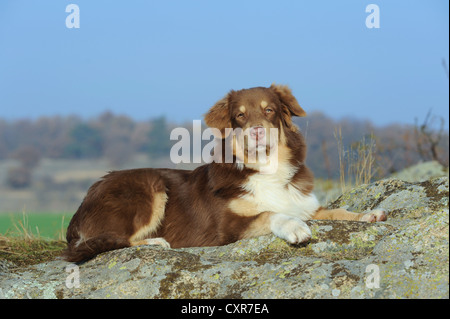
[144,237,171,248]
[270,214,311,244]
[360,209,387,223]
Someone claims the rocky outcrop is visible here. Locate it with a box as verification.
[389,160,448,183]
[1,177,448,299]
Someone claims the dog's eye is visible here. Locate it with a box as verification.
[265,108,274,114]
[236,113,245,119]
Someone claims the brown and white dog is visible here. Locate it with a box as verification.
[65,84,386,262]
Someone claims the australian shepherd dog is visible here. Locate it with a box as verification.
[65,84,386,262]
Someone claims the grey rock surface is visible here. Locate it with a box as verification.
[1,177,448,299]
[389,161,448,183]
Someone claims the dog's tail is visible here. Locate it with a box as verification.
[64,234,130,263]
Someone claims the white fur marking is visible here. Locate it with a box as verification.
[144,237,171,248]
[241,161,320,220]
[360,209,387,222]
[270,214,311,244]
[75,232,86,248]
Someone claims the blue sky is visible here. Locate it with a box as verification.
[0,1,448,129]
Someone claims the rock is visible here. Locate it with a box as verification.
[0,260,16,273]
[390,160,448,183]
[0,177,448,299]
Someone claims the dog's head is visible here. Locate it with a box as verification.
[204,84,306,170]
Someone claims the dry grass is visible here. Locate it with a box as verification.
[0,213,66,267]
[0,236,66,267]
[335,127,378,193]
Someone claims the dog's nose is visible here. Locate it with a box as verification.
[249,126,265,140]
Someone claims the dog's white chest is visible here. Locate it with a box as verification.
[241,165,320,220]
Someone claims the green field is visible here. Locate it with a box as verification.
[0,213,72,240]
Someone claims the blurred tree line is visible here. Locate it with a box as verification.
[294,111,449,180]
[0,112,175,166]
[0,110,448,188]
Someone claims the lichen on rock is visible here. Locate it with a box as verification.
[1,177,448,299]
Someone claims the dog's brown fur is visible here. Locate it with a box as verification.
[65,84,386,262]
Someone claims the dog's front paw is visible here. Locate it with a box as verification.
[360,209,387,223]
[270,214,311,244]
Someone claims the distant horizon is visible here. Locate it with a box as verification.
[0,108,446,133]
[1,1,448,129]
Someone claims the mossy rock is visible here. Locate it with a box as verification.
[1,178,448,299]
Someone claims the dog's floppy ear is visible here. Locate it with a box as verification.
[204,92,232,138]
[270,83,306,117]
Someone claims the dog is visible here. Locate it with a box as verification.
[64,84,386,262]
